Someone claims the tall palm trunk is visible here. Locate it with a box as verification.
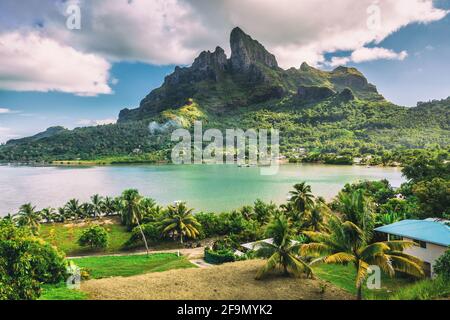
[133,211,149,256]
[356,284,363,300]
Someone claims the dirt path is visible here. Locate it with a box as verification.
[82,260,352,300]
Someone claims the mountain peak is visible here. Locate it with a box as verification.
[230,27,278,72]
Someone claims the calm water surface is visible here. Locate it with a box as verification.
[0,164,405,215]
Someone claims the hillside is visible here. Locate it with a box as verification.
[0,28,449,163]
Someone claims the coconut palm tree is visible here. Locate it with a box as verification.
[160,202,200,244]
[103,196,117,216]
[119,189,150,254]
[16,203,41,234]
[40,207,56,224]
[302,200,330,232]
[289,182,315,214]
[81,202,94,218]
[335,189,375,237]
[255,214,313,280]
[301,216,424,300]
[91,194,104,218]
[119,189,143,229]
[65,199,83,221]
[56,207,68,222]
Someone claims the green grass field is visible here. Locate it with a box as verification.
[39,217,130,256]
[40,253,196,300]
[71,253,195,278]
[314,264,415,300]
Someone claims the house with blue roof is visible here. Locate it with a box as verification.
[375,219,450,277]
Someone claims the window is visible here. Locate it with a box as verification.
[414,240,427,249]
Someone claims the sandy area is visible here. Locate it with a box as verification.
[81,259,352,300]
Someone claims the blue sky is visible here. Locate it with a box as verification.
[0,0,449,142]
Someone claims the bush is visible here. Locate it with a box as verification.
[434,249,450,280]
[0,220,67,300]
[78,225,109,249]
[204,248,236,265]
[29,239,67,284]
[125,222,161,247]
[390,276,450,300]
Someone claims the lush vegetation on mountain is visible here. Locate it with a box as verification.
[0,28,448,163]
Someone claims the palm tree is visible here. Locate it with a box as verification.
[119,189,143,229]
[301,216,424,300]
[103,196,117,216]
[160,202,200,244]
[335,189,375,236]
[255,214,313,279]
[289,182,315,214]
[81,202,94,218]
[56,207,68,222]
[40,207,56,224]
[302,200,330,232]
[91,194,104,218]
[119,189,150,255]
[65,199,83,221]
[16,203,41,234]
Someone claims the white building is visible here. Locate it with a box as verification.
[375,219,450,277]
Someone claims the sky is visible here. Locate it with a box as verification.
[0,0,449,143]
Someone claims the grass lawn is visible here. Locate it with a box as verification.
[40,283,88,300]
[314,264,415,300]
[39,217,131,256]
[70,253,195,278]
[40,253,196,300]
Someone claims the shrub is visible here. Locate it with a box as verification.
[125,222,161,247]
[78,225,109,249]
[0,220,67,300]
[390,276,450,300]
[28,239,67,284]
[434,249,450,280]
[204,248,236,265]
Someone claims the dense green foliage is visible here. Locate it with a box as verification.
[204,248,236,264]
[434,249,450,280]
[78,225,109,249]
[0,220,66,300]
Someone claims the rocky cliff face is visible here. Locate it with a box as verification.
[118,27,382,122]
[230,27,278,72]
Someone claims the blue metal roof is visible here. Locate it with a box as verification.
[375,219,450,247]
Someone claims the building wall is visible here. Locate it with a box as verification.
[403,237,447,277]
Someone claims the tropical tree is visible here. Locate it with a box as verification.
[16,203,41,234]
[40,207,56,224]
[56,207,68,223]
[301,216,424,300]
[90,194,104,218]
[335,189,375,236]
[80,203,94,219]
[119,189,143,229]
[255,214,313,280]
[119,189,149,254]
[103,196,117,216]
[288,182,315,215]
[65,199,83,221]
[160,202,200,244]
[302,200,329,232]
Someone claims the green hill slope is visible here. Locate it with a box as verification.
[0,28,448,164]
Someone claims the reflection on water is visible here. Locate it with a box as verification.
[0,164,405,215]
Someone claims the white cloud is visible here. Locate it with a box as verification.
[329,47,408,67]
[0,108,15,114]
[0,127,19,143]
[0,0,448,77]
[0,31,112,96]
[76,118,117,127]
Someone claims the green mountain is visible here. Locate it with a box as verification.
[0,27,448,163]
